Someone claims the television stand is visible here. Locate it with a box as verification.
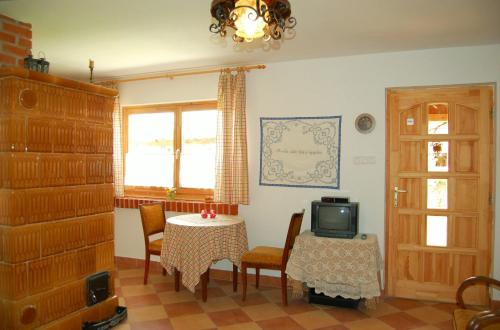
[308,289,360,308]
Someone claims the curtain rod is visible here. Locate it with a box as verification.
[98,64,266,84]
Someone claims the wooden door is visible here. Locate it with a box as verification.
[386,85,494,303]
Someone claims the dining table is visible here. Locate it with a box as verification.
[160,213,248,302]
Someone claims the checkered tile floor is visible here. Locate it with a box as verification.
[113,260,456,330]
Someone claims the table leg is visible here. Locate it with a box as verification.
[232,264,238,292]
[174,268,180,292]
[201,269,209,302]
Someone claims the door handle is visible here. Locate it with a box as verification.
[394,186,407,208]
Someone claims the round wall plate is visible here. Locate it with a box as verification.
[355,113,375,134]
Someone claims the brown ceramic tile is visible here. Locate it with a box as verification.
[257,316,305,330]
[406,306,452,325]
[129,318,173,330]
[207,308,252,326]
[121,284,156,297]
[164,301,204,317]
[112,257,459,330]
[378,311,426,329]
[168,313,216,330]
[280,298,318,315]
[200,296,241,313]
[233,292,270,307]
[290,310,339,329]
[435,319,454,330]
[344,318,395,330]
[242,303,288,321]
[127,305,168,323]
[194,287,226,299]
[384,297,425,310]
[325,307,369,323]
[119,276,145,286]
[153,282,176,293]
[124,294,162,308]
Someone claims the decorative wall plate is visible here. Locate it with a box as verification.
[355,113,375,134]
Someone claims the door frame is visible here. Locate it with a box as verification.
[384,83,497,298]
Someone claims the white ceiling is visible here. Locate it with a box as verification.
[1,0,499,81]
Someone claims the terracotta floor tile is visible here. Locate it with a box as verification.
[119,276,145,286]
[207,308,252,326]
[412,326,442,330]
[168,313,216,330]
[325,307,369,323]
[129,318,173,330]
[290,310,339,329]
[194,287,227,299]
[435,319,454,330]
[158,290,197,304]
[242,302,288,321]
[233,292,270,307]
[405,306,452,324]
[257,316,305,330]
[281,298,319,315]
[113,258,457,330]
[377,311,426,329]
[124,294,162,308]
[217,322,262,330]
[113,323,132,330]
[432,303,457,315]
[164,301,204,317]
[315,325,350,330]
[359,302,400,318]
[384,297,425,311]
[121,284,156,297]
[344,318,395,330]
[119,269,146,279]
[126,305,168,323]
[200,296,240,313]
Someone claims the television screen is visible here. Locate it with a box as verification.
[318,206,350,231]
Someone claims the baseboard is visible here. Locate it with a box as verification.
[115,256,282,288]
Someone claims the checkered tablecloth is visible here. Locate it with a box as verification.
[160,214,248,292]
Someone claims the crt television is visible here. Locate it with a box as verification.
[311,201,359,239]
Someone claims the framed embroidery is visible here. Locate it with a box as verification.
[259,116,341,189]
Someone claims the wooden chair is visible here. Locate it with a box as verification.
[453,276,500,330]
[241,210,305,306]
[139,202,166,285]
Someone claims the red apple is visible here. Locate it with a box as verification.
[209,212,216,219]
[201,213,208,219]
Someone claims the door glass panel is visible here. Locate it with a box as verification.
[426,215,448,247]
[428,141,448,172]
[428,103,448,134]
[180,110,217,189]
[125,112,174,187]
[427,179,448,209]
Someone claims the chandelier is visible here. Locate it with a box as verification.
[209,0,297,42]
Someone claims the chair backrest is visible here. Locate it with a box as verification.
[139,203,166,245]
[281,209,305,270]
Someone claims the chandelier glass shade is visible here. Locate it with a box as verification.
[209,0,297,42]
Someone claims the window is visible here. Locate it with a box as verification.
[123,101,218,200]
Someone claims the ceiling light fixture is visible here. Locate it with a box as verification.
[209,0,297,43]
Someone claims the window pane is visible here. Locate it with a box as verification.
[125,112,174,187]
[428,141,448,172]
[180,110,217,189]
[426,216,448,247]
[428,103,448,134]
[427,179,448,209]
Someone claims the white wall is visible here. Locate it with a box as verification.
[116,44,500,297]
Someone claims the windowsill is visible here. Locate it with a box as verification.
[114,196,238,215]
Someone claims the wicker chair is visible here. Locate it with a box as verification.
[453,276,500,330]
[241,210,305,306]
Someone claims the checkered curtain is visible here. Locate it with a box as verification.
[100,82,125,197]
[214,70,249,205]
